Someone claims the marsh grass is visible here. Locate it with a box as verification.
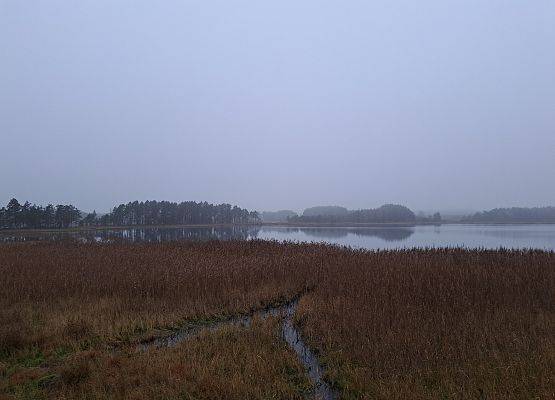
[52,318,312,400]
[295,248,555,399]
[0,241,553,399]
[0,241,315,353]
[1,319,312,400]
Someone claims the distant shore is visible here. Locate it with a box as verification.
[0,222,424,234]
[0,223,249,234]
[3,220,555,234]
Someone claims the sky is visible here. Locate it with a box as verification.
[1,0,554,214]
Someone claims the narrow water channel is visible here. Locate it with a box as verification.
[139,298,337,400]
[281,302,337,400]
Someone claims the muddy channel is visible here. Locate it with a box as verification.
[138,297,337,400]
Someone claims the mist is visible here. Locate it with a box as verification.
[1,0,554,213]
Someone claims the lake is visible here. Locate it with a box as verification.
[2,224,555,250]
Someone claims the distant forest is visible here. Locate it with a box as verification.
[0,198,259,229]
[462,207,555,223]
[260,210,298,222]
[289,204,419,223]
[303,206,350,217]
[3,198,555,229]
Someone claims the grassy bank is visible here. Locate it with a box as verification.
[1,241,553,399]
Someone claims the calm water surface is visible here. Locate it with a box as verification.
[2,224,555,250]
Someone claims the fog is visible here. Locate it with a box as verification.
[1,0,554,213]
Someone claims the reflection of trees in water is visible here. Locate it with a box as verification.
[0,226,262,243]
[351,228,414,241]
[0,226,414,243]
[95,226,261,242]
[261,227,414,242]
[261,227,349,239]
[0,233,74,243]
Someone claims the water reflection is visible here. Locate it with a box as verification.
[0,226,260,243]
[0,226,414,243]
[1,224,554,250]
[265,227,414,241]
[111,226,260,242]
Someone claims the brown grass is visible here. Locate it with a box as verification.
[53,318,312,400]
[295,248,555,399]
[0,241,317,352]
[0,241,554,399]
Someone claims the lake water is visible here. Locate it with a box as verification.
[2,224,555,250]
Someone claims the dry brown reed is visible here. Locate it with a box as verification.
[295,248,555,399]
[0,241,553,399]
[0,240,317,352]
[54,318,312,400]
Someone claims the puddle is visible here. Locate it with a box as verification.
[139,297,337,400]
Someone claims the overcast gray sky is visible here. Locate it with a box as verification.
[1,0,554,213]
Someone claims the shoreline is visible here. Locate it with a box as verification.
[2,221,555,234]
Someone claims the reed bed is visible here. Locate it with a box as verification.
[0,240,318,352]
[295,248,555,399]
[0,241,553,399]
[53,318,312,400]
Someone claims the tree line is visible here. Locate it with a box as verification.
[0,198,259,229]
[462,207,555,223]
[288,204,417,223]
[0,199,81,229]
[104,200,258,226]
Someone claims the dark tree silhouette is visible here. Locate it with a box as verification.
[289,204,416,223]
[0,199,259,229]
[463,207,555,223]
[102,200,258,226]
